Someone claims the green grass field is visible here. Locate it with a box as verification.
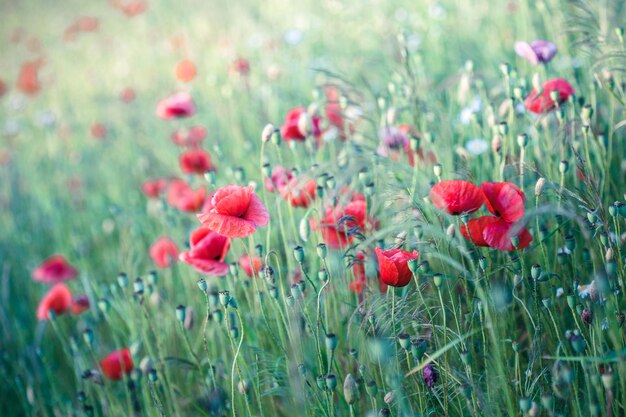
[1,0,626,416]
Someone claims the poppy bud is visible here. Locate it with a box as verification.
[500,62,511,76]
[478,256,488,271]
[117,272,129,288]
[559,160,569,174]
[512,342,521,352]
[418,261,430,274]
[175,305,186,323]
[293,246,305,263]
[349,348,358,360]
[285,295,295,307]
[290,283,302,300]
[212,309,223,323]
[316,375,326,390]
[498,122,508,136]
[446,224,456,238]
[297,112,312,137]
[261,123,275,143]
[570,332,586,353]
[407,258,419,274]
[384,391,395,404]
[411,338,427,360]
[601,372,614,390]
[325,175,336,190]
[531,264,542,280]
[343,373,358,405]
[326,333,338,351]
[133,278,144,295]
[219,291,231,307]
[366,380,378,397]
[270,129,281,146]
[197,279,208,293]
[531,73,542,92]
[549,89,560,103]
[409,136,420,152]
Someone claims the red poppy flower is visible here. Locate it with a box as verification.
[17,59,44,96]
[179,148,214,175]
[460,216,500,247]
[430,180,485,215]
[32,255,78,284]
[100,348,133,380]
[112,0,147,17]
[279,177,317,208]
[482,218,533,251]
[37,284,73,320]
[149,237,179,268]
[171,126,207,147]
[280,107,322,141]
[197,185,269,238]
[264,165,291,193]
[0,79,7,97]
[239,254,263,277]
[175,59,197,83]
[179,227,230,275]
[313,200,371,249]
[71,294,90,315]
[166,179,206,212]
[481,182,526,223]
[64,16,99,41]
[142,178,168,198]
[230,57,250,76]
[350,278,366,294]
[119,87,136,103]
[156,92,195,119]
[524,78,574,114]
[375,247,419,288]
[90,123,107,140]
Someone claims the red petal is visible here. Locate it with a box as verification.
[460,216,499,246]
[430,180,485,215]
[481,182,526,223]
[483,220,533,251]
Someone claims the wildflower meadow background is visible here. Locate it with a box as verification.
[1,0,626,416]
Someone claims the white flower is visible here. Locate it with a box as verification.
[284,29,304,45]
[465,138,488,156]
[556,288,564,298]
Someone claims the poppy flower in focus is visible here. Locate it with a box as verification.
[171,126,207,147]
[149,237,179,268]
[100,348,133,380]
[482,219,533,251]
[280,107,322,141]
[375,247,419,288]
[430,180,485,215]
[119,87,136,103]
[179,227,230,275]
[179,148,214,175]
[197,185,269,238]
[230,57,250,76]
[90,123,107,140]
[156,92,196,119]
[36,284,73,320]
[481,182,525,223]
[175,59,197,82]
[239,254,263,277]
[524,78,574,114]
[142,178,169,199]
[279,177,317,208]
[460,216,499,247]
[166,179,206,212]
[515,40,557,65]
[33,255,78,284]
[17,59,44,95]
[71,294,90,315]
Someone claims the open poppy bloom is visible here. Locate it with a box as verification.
[36,284,73,320]
[166,179,207,212]
[33,255,78,284]
[142,178,169,198]
[461,216,532,251]
[313,200,369,249]
[156,92,196,119]
[481,182,526,223]
[111,0,147,17]
[524,78,574,114]
[17,59,44,95]
[119,87,136,103]
[430,180,485,215]
[71,294,90,315]
[100,348,133,380]
[197,185,269,238]
[375,247,419,288]
[278,177,317,208]
[515,40,557,65]
[280,107,321,141]
[179,227,230,275]
[179,148,214,175]
[239,254,263,277]
[171,126,207,147]
[460,216,499,247]
[175,59,197,82]
[90,123,107,140]
[149,237,179,268]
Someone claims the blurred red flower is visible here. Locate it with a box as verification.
[280,107,321,141]
[37,284,73,320]
[430,180,485,215]
[171,126,207,147]
[230,57,250,76]
[100,348,133,380]
[142,178,169,198]
[375,247,419,288]
[525,78,574,114]
[17,59,44,95]
[279,177,316,208]
[71,294,90,315]
[0,79,7,97]
[197,185,269,238]
[156,92,195,119]
[90,123,107,140]
[149,237,179,268]
[119,87,136,103]
[313,200,373,249]
[32,255,78,284]
[179,227,230,275]
[166,179,206,212]
[179,148,214,175]
[239,254,263,277]
[175,59,197,83]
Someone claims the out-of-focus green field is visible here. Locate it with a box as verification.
[1,0,626,416]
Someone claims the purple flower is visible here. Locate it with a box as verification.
[377,127,409,157]
[514,40,557,65]
[423,364,439,389]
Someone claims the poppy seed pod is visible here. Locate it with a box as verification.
[325,333,338,351]
[83,328,95,346]
[366,380,378,397]
[318,269,328,282]
[316,243,327,260]
[343,374,358,405]
[230,326,239,339]
[290,283,302,300]
[559,160,569,174]
[175,305,186,323]
[197,279,208,293]
[325,374,337,390]
[97,299,110,313]
[517,133,528,148]
[218,291,231,307]
[316,375,326,390]
[519,397,532,413]
[293,246,305,263]
[433,163,443,178]
[133,278,144,294]
[117,272,129,288]
[433,273,443,287]
[397,333,411,350]
[500,62,511,76]
[147,271,158,285]
[148,369,158,382]
[531,264,542,280]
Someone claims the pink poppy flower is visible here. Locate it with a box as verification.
[32,255,78,284]
[149,237,179,268]
[375,247,419,288]
[179,227,230,275]
[197,185,269,238]
[430,180,485,215]
[515,40,557,65]
[37,284,73,320]
[179,148,214,175]
[264,165,292,193]
[156,92,196,119]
